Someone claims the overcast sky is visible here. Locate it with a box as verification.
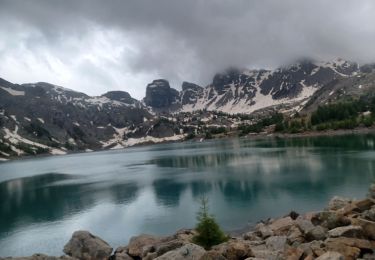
[0,0,375,99]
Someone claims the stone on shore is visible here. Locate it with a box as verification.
[127,234,162,257]
[316,251,345,260]
[63,230,113,260]
[153,243,205,260]
[211,239,254,260]
[328,225,363,238]
[328,196,351,211]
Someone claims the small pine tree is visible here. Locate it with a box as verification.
[192,197,228,249]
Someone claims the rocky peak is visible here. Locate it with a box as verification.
[144,79,180,109]
[102,91,135,104]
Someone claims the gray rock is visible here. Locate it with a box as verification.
[296,219,314,234]
[311,211,351,229]
[328,196,351,211]
[113,252,134,260]
[127,234,162,257]
[265,236,287,251]
[63,230,112,260]
[154,243,205,260]
[328,225,363,238]
[255,223,273,239]
[316,251,344,260]
[305,226,327,241]
[362,206,375,221]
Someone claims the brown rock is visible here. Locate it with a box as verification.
[325,237,375,250]
[328,225,363,238]
[269,217,294,235]
[154,243,206,260]
[324,239,361,259]
[328,196,351,211]
[350,217,375,240]
[114,252,134,260]
[283,247,304,260]
[254,223,273,239]
[311,211,350,229]
[63,230,113,260]
[316,251,344,260]
[287,225,304,244]
[212,239,253,260]
[339,198,375,216]
[127,234,163,257]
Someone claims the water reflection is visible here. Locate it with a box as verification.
[0,173,140,234]
[2,135,375,256]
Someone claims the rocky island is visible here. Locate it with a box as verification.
[2,185,375,260]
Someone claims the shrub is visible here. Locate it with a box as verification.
[192,198,228,249]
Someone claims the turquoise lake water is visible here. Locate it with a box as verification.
[1,135,375,256]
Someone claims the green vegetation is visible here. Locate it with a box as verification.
[192,198,228,249]
[240,98,375,135]
[239,113,283,135]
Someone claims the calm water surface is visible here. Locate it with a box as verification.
[1,135,375,256]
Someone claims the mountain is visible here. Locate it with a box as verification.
[144,58,361,114]
[1,58,375,160]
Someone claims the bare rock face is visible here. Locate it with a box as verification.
[153,243,205,260]
[63,230,113,260]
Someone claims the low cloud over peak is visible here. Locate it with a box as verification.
[0,0,374,99]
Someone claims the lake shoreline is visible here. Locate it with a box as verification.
[2,125,375,163]
[3,185,375,259]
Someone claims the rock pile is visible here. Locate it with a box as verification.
[2,185,375,260]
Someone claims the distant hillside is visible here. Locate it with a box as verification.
[1,58,375,160]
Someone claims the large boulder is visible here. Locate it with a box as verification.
[154,243,205,260]
[350,217,375,240]
[63,231,112,260]
[328,225,364,238]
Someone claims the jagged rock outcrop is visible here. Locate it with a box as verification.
[144,80,180,112]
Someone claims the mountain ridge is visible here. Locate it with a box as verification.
[1,58,375,160]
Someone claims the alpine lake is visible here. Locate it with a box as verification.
[1,134,375,256]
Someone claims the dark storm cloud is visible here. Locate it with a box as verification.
[0,0,374,98]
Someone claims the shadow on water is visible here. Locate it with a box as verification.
[0,173,139,234]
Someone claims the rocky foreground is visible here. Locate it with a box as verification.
[3,185,375,260]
